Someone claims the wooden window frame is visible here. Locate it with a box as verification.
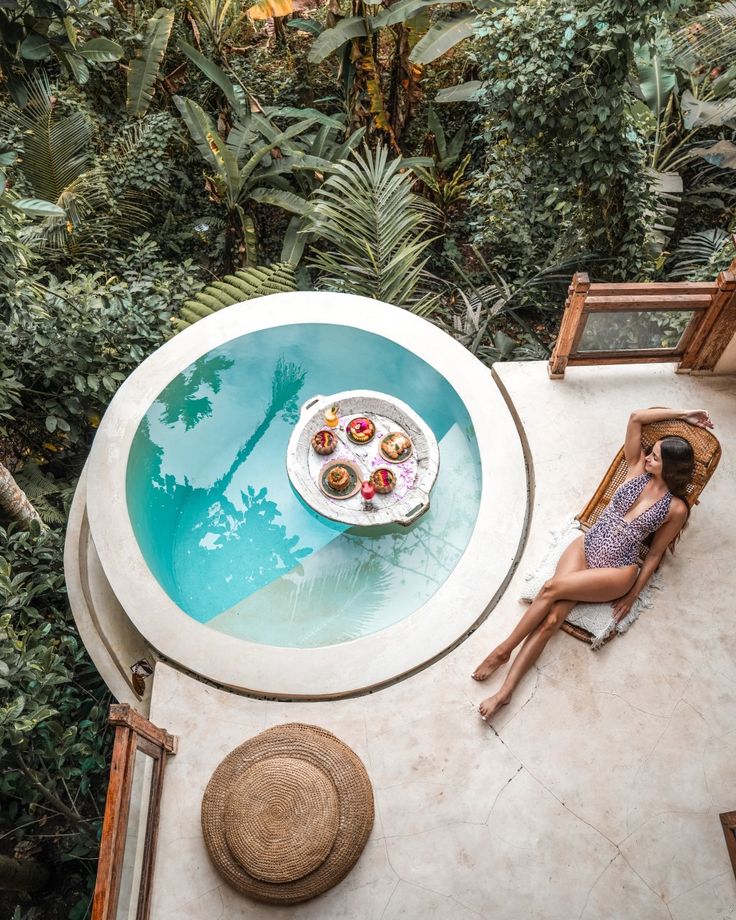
[720,811,736,880]
[92,704,177,920]
[548,258,736,378]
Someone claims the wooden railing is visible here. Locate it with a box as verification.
[92,705,177,920]
[548,257,736,378]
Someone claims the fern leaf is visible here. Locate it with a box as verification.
[174,262,297,331]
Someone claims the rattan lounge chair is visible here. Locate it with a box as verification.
[562,418,722,645]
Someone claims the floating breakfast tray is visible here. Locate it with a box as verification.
[286,390,440,528]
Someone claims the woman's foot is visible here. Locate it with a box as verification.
[479,691,511,722]
[471,648,509,681]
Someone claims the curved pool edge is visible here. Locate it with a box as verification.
[83,293,529,697]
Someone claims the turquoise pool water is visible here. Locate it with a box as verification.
[126,324,481,648]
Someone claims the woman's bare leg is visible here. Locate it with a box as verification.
[472,537,586,681]
[478,563,638,720]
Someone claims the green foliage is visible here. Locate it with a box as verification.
[306,144,442,314]
[0,0,123,102]
[1,237,202,456]
[470,0,670,277]
[126,8,175,118]
[3,76,180,259]
[173,70,345,266]
[0,523,111,915]
[174,262,298,330]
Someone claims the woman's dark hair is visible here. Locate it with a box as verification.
[646,436,695,552]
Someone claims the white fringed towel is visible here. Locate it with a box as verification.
[521,519,661,649]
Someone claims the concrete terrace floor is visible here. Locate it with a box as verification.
[148,361,736,920]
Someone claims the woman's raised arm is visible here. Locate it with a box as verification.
[624,407,714,468]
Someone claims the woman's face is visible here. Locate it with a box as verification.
[644,440,663,477]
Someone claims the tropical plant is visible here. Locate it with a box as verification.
[187,0,243,58]
[448,245,594,360]
[631,3,736,252]
[0,523,112,916]
[173,45,357,267]
[1,236,202,457]
[5,75,176,258]
[298,0,431,144]
[0,152,64,294]
[305,0,506,123]
[305,144,442,314]
[413,107,469,220]
[666,227,733,279]
[127,8,175,117]
[173,262,297,330]
[274,120,367,264]
[0,0,123,104]
[174,94,335,268]
[470,0,671,277]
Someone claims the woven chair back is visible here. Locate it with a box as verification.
[576,420,721,560]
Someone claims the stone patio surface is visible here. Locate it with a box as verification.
[147,361,736,920]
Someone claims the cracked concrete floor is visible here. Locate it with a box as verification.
[148,362,736,920]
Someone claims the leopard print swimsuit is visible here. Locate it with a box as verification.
[584,473,672,570]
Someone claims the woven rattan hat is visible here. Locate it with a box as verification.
[201,723,374,904]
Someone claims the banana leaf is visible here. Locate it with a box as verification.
[262,106,344,130]
[287,18,322,36]
[370,0,460,30]
[238,118,319,181]
[281,214,310,265]
[127,8,175,117]
[78,38,124,62]
[307,17,368,64]
[681,89,736,129]
[691,139,736,170]
[410,13,476,64]
[249,187,311,214]
[11,198,66,218]
[635,46,676,114]
[174,95,234,182]
[179,40,248,121]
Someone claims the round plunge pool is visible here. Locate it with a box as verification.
[126,324,481,648]
[84,293,528,697]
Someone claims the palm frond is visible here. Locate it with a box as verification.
[9,72,91,204]
[673,1,736,70]
[666,228,730,279]
[173,262,297,331]
[305,144,442,313]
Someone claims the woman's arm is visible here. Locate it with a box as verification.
[624,407,714,469]
[610,501,688,622]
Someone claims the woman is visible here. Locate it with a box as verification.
[472,407,714,722]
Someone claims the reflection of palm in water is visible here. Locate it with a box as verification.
[216,356,306,494]
[157,354,235,430]
[135,355,310,617]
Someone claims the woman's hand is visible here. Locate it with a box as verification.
[611,593,636,622]
[682,410,714,429]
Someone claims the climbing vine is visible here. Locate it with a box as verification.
[471,0,672,276]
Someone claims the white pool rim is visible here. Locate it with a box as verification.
[85,292,529,697]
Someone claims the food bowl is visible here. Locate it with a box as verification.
[346,417,376,444]
[371,468,396,494]
[311,429,337,455]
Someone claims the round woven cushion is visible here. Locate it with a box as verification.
[223,757,339,883]
[201,723,374,905]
